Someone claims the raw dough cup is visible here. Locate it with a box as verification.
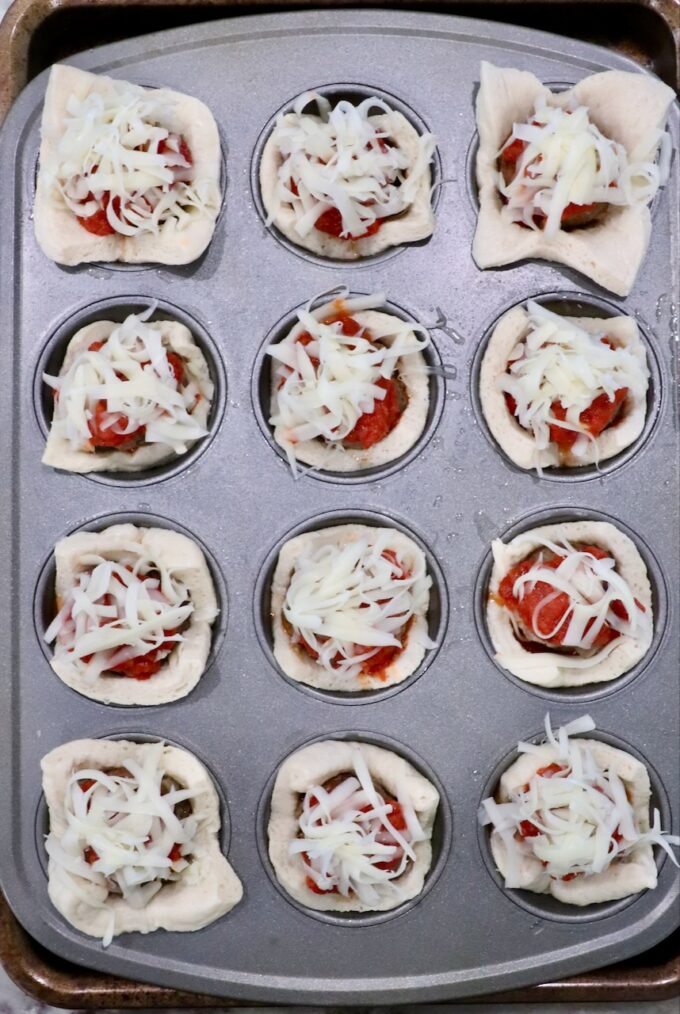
[490,738,658,905]
[49,523,218,705]
[269,305,430,472]
[486,520,653,688]
[35,65,221,266]
[42,318,213,473]
[271,523,431,691]
[260,108,434,259]
[41,738,243,940]
[268,740,440,912]
[472,62,675,296]
[479,306,648,471]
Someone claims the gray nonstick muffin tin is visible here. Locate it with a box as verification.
[0,8,678,1004]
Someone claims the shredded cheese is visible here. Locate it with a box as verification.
[44,79,219,235]
[500,301,647,460]
[44,307,212,455]
[290,746,426,904]
[498,101,669,236]
[268,291,429,473]
[479,714,679,887]
[45,545,194,683]
[267,91,435,238]
[283,528,433,679]
[45,742,202,945]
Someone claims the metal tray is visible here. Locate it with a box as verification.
[0,7,678,1005]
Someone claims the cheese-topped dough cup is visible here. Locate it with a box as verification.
[45,524,218,705]
[268,740,440,912]
[268,293,430,473]
[42,739,243,943]
[43,310,214,474]
[480,302,649,471]
[487,521,653,688]
[473,62,674,296]
[479,714,679,905]
[271,523,434,691]
[260,92,435,259]
[35,65,221,266]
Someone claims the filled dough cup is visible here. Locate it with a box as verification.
[479,714,679,906]
[486,520,653,688]
[41,739,242,944]
[473,62,674,295]
[270,523,435,692]
[268,740,440,912]
[35,65,221,266]
[42,308,214,474]
[267,292,431,475]
[45,523,218,705]
[260,90,435,259]
[479,301,649,472]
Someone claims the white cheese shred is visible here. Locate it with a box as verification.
[45,742,203,945]
[290,744,425,904]
[479,714,679,887]
[498,101,669,236]
[284,529,433,680]
[267,91,435,239]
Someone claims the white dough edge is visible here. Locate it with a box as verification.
[472,62,675,296]
[270,307,430,472]
[259,111,434,259]
[271,523,431,691]
[486,520,653,687]
[268,740,439,911]
[490,738,657,905]
[34,64,221,266]
[41,738,243,939]
[42,318,213,473]
[479,306,649,470]
[49,523,218,705]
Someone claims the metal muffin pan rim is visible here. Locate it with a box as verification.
[32,509,230,708]
[250,289,447,485]
[32,294,228,487]
[254,727,453,927]
[251,505,450,705]
[249,79,444,270]
[468,288,665,484]
[472,504,670,704]
[475,724,675,924]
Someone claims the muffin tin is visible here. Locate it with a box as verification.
[0,8,677,1004]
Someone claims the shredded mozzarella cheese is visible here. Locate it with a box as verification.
[45,80,219,235]
[46,743,202,944]
[479,714,679,886]
[44,307,211,455]
[283,529,433,679]
[500,301,647,460]
[498,101,669,235]
[267,91,435,238]
[45,546,194,683]
[290,746,426,903]
[268,291,429,473]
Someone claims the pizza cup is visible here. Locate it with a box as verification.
[42,738,242,944]
[487,521,653,688]
[268,740,439,912]
[473,62,674,296]
[268,292,430,474]
[480,300,649,472]
[42,308,214,474]
[35,65,221,266]
[479,714,679,905]
[260,91,435,259]
[45,524,218,705]
[271,523,434,692]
